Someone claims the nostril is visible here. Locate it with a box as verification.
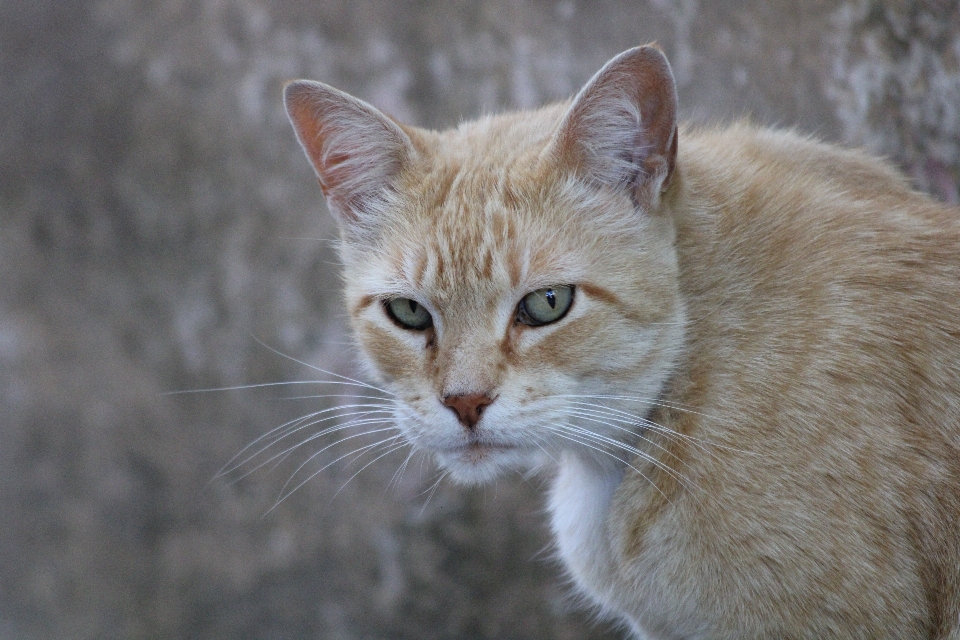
[442,393,495,430]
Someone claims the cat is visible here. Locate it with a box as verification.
[282,45,960,639]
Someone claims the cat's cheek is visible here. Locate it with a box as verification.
[513,315,616,374]
[511,302,592,361]
[354,320,430,383]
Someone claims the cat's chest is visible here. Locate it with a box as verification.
[548,454,626,608]
[548,454,689,640]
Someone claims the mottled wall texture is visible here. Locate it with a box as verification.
[2,1,958,638]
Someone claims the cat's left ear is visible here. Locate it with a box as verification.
[553,45,678,209]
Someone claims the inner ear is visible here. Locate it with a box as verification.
[553,45,678,207]
[284,80,415,225]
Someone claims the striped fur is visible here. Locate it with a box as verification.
[285,46,960,639]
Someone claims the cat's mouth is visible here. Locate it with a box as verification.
[432,437,526,469]
[440,440,517,457]
[430,438,530,484]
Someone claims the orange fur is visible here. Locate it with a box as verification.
[285,46,960,638]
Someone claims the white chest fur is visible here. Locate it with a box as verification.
[548,453,629,619]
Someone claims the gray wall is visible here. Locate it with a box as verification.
[2,1,958,638]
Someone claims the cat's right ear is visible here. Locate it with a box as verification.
[552,45,678,210]
[284,81,414,225]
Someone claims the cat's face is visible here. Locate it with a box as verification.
[285,46,685,483]
[342,128,683,483]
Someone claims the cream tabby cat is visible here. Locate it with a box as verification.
[283,45,960,638]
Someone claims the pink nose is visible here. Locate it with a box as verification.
[442,393,494,430]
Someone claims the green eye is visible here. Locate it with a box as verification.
[385,297,433,330]
[517,286,574,326]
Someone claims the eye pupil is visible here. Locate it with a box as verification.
[408,300,418,314]
[545,289,556,309]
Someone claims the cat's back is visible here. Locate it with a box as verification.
[675,123,960,385]
[611,124,960,639]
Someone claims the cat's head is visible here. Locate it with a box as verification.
[284,46,685,484]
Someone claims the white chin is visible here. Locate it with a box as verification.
[433,446,530,485]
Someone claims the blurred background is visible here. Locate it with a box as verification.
[2,1,958,638]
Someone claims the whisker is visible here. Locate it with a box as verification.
[268,432,403,513]
[280,392,393,402]
[562,410,688,468]
[569,403,716,488]
[562,397,752,456]
[219,407,395,478]
[227,414,396,485]
[332,437,410,499]
[554,392,719,417]
[216,409,337,479]
[253,404,395,452]
[249,336,393,396]
[564,405,674,441]
[552,422,697,494]
[164,379,393,397]
[388,448,419,493]
[419,470,449,517]
[560,405,720,470]
[548,430,671,504]
[260,417,400,480]
[222,399,392,451]
[557,393,707,418]
[268,423,400,493]
[533,441,561,467]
